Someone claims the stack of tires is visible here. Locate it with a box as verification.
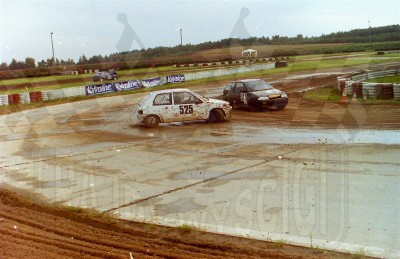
[362,84,379,99]
[351,82,363,98]
[380,84,394,99]
[20,92,31,104]
[0,95,9,106]
[42,91,49,101]
[394,83,400,100]
[29,92,43,103]
[8,94,21,105]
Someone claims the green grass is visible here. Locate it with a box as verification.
[303,86,342,102]
[274,239,285,248]
[303,85,400,104]
[351,247,366,259]
[177,224,195,234]
[366,75,400,83]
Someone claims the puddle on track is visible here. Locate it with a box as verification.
[207,127,400,145]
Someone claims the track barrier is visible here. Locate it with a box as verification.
[341,86,348,103]
[2,61,276,106]
[337,68,399,100]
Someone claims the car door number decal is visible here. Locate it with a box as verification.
[240,92,248,104]
[179,105,193,114]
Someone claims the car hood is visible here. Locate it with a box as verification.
[206,98,230,105]
[249,88,283,97]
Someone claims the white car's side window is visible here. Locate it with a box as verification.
[174,92,200,105]
[153,93,172,105]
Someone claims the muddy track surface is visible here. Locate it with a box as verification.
[0,188,356,259]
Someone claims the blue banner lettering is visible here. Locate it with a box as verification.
[166,74,185,83]
[85,83,115,96]
[141,77,164,88]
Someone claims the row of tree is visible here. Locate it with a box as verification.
[1,24,399,72]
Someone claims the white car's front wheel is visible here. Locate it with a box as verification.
[208,109,224,123]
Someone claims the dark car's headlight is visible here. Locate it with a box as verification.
[258,96,269,101]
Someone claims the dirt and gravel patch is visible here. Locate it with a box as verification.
[0,186,361,259]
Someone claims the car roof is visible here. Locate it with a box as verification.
[231,79,262,83]
[146,88,192,96]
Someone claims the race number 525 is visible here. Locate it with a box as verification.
[179,105,193,114]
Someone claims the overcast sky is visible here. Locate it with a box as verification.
[1,0,399,64]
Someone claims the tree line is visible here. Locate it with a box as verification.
[1,24,399,73]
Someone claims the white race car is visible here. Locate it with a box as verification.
[135,88,232,127]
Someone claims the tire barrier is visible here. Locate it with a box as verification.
[351,82,363,98]
[19,92,31,104]
[380,84,394,99]
[360,83,394,99]
[0,95,9,106]
[337,68,399,100]
[8,94,21,105]
[362,83,378,99]
[29,92,43,102]
[41,91,49,101]
[393,83,400,100]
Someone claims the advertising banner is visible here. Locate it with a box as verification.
[85,83,115,96]
[141,77,164,88]
[114,80,141,91]
[166,74,185,83]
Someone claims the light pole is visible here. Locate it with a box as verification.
[180,29,183,47]
[50,32,55,65]
[368,21,371,43]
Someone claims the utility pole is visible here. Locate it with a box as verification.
[50,32,55,65]
[368,21,371,43]
[180,29,183,47]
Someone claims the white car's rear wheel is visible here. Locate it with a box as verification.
[144,115,160,128]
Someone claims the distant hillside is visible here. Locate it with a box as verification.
[123,24,400,60]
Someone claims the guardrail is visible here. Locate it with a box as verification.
[349,69,400,82]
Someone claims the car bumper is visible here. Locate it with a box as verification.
[254,97,288,107]
[223,107,232,120]
[134,110,145,124]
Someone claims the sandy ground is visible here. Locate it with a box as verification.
[1,63,399,258]
[1,186,361,259]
